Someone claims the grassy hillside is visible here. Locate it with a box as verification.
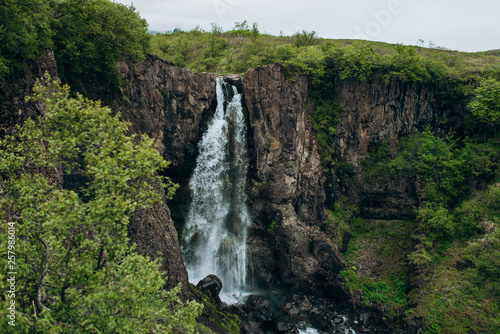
[149,23,500,84]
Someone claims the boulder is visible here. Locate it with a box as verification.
[196,274,223,305]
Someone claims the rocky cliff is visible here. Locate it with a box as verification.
[243,64,346,298]
[0,50,59,136]
[332,78,440,220]
[3,54,447,332]
[113,55,218,295]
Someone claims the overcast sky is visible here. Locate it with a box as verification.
[116,0,499,52]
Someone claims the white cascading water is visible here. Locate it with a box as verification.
[182,77,251,302]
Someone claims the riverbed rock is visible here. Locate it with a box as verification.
[196,274,223,305]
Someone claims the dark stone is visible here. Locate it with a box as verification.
[277,321,293,332]
[332,316,344,324]
[196,274,223,305]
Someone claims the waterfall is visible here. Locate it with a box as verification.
[182,77,251,302]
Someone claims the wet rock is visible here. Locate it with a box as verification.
[196,274,223,305]
[277,321,293,332]
[228,295,279,334]
[332,316,344,324]
[359,312,371,325]
[297,296,313,312]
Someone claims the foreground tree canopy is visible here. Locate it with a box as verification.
[0,76,203,333]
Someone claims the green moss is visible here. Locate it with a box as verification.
[324,196,362,248]
[267,220,277,232]
[338,219,417,321]
[341,269,407,310]
[189,284,241,334]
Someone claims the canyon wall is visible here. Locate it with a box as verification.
[113,55,217,296]
[2,54,445,310]
[332,78,441,219]
[243,64,346,298]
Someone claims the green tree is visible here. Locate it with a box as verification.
[50,0,150,94]
[0,76,203,333]
[0,0,53,77]
[293,30,318,47]
[386,44,428,82]
[325,42,377,81]
[468,78,500,124]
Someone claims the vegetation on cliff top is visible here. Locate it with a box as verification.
[0,0,150,96]
[149,22,500,84]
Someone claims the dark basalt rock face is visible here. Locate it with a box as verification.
[196,274,224,306]
[0,50,59,137]
[331,78,440,220]
[243,64,347,298]
[114,55,217,171]
[112,56,218,296]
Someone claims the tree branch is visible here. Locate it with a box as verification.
[36,237,51,311]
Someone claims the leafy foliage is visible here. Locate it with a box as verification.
[363,127,498,208]
[51,0,150,94]
[324,42,377,81]
[0,0,149,92]
[468,78,500,124]
[311,101,343,166]
[292,30,319,48]
[409,184,500,334]
[324,196,362,248]
[0,76,202,333]
[0,0,53,77]
[359,130,500,332]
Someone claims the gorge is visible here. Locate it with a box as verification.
[2,2,499,332]
[2,49,499,334]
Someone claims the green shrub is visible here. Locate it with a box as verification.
[384,44,430,82]
[361,143,394,182]
[325,42,378,81]
[415,203,456,241]
[311,100,343,167]
[468,78,500,124]
[293,30,318,47]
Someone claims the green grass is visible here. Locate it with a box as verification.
[340,220,413,316]
[149,25,500,86]
[409,225,500,334]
